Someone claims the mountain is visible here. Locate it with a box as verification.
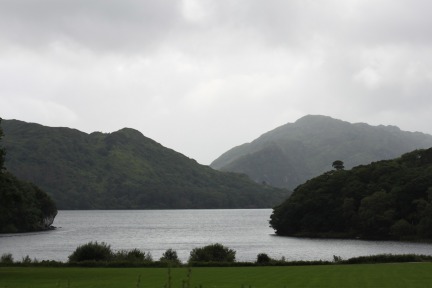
[270,148,432,241]
[211,115,432,190]
[0,118,57,233]
[2,119,288,209]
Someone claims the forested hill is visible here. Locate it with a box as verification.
[270,148,432,241]
[0,172,58,233]
[2,119,288,209]
[0,118,57,233]
[211,115,432,190]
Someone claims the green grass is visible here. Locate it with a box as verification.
[1,263,432,288]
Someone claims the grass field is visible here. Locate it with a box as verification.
[1,263,432,288]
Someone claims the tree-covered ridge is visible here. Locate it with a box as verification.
[270,148,432,241]
[2,119,289,209]
[211,115,432,190]
[0,118,57,233]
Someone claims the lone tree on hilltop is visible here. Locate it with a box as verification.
[332,160,344,171]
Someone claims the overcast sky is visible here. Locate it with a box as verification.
[1,0,432,164]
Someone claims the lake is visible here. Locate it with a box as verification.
[1,209,432,263]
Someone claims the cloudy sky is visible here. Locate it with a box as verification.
[1,0,432,164]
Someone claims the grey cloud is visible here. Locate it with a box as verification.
[336,1,432,46]
[1,0,432,164]
[210,0,432,48]
[3,0,432,53]
[0,0,184,52]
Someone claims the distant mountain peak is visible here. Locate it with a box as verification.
[211,115,432,190]
[293,115,351,128]
[112,127,150,141]
[295,114,338,123]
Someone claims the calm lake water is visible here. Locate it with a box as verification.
[1,209,432,263]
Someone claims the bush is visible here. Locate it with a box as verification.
[188,243,236,263]
[160,248,181,265]
[114,248,151,262]
[333,255,343,263]
[0,253,13,264]
[68,241,113,262]
[21,255,32,264]
[343,254,432,264]
[256,253,271,264]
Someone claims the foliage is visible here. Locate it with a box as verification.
[332,255,342,263]
[332,160,344,170]
[0,171,57,233]
[342,254,432,264]
[211,115,432,190]
[2,119,289,209]
[0,119,58,233]
[270,148,432,241]
[189,243,236,263]
[114,249,152,263]
[20,255,32,265]
[0,254,13,264]
[68,242,155,264]
[2,246,432,268]
[256,253,271,264]
[160,248,181,265]
[68,242,114,262]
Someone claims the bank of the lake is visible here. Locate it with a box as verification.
[1,209,432,263]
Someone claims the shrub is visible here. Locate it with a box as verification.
[188,243,236,263]
[114,248,150,262]
[0,253,13,264]
[21,255,32,264]
[343,254,432,264]
[68,241,113,262]
[256,253,271,264]
[333,255,343,263]
[160,248,181,265]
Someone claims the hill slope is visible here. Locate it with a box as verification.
[0,118,57,233]
[270,148,432,241]
[211,115,432,189]
[2,119,288,209]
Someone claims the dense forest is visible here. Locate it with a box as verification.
[0,118,57,233]
[270,148,432,241]
[212,115,432,190]
[2,119,288,209]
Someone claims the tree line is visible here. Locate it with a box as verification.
[270,148,432,241]
[2,242,432,267]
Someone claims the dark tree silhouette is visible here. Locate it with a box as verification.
[332,160,344,170]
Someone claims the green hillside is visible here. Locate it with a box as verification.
[211,115,432,190]
[2,119,288,209]
[270,148,432,241]
[0,118,57,233]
